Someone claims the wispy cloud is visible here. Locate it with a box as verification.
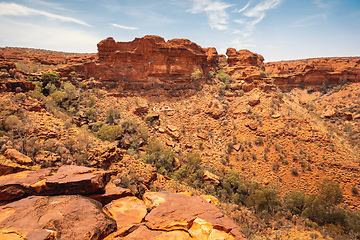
[235,1,252,13]
[111,23,138,30]
[188,0,233,30]
[233,0,281,37]
[0,18,100,52]
[243,0,281,21]
[292,14,327,28]
[313,0,328,8]
[0,2,91,26]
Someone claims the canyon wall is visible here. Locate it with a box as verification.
[265,58,360,90]
[58,35,218,91]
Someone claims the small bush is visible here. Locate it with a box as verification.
[352,186,359,195]
[260,72,269,78]
[191,69,203,80]
[95,125,123,142]
[307,87,315,93]
[283,190,306,215]
[41,71,60,83]
[291,168,299,176]
[217,69,232,84]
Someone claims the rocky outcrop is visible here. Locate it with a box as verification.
[0,195,116,240]
[0,165,109,201]
[58,35,219,91]
[223,48,275,92]
[265,57,360,90]
[0,162,247,239]
[143,192,246,239]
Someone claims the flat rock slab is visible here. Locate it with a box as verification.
[104,196,147,229]
[88,183,133,205]
[121,224,190,240]
[144,193,246,240]
[0,165,109,201]
[0,159,31,177]
[0,195,116,240]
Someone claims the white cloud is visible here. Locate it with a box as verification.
[243,0,281,19]
[0,18,100,52]
[0,2,91,26]
[112,23,138,30]
[235,1,251,13]
[233,0,281,37]
[188,0,233,30]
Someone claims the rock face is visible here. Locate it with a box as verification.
[0,165,109,201]
[143,192,246,240]
[0,195,116,240]
[265,57,360,90]
[4,149,33,166]
[58,35,218,91]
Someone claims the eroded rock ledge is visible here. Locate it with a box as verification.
[0,165,246,240]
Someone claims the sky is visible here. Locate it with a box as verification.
[0,0,359,62]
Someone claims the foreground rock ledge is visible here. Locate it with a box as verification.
[0,195,116,240]
[0,165,109,201]
[143,192,246,240]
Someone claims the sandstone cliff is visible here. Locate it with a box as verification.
[58,35,219,91]
[265,57,360,90]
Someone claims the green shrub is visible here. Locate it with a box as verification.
[283,190,306,215]
[217,69,232,84]
[121,118,138,133]
[91,122,104,132]
[61,82,77,100]
[49,91,67,104]
[187,152,202,170]
[191,69,203,80]
[95,125,123,142]
[142,140,175,176]
[246,188,281,214]
[260,72,269,78]
[41,71,60,83]
[307,87,315,93]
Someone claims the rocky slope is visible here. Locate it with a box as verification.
[1,36,360,239]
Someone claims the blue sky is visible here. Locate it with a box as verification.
[0,0,359,61]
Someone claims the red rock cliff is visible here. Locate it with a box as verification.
[60,35,219,91]
[265,57,360,90]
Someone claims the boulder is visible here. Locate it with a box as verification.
[0,165,109,201]
[34,151,60,166]
[197,132,208,140]
[4,149,32,166]
[233,143,242,151]
[344,112,353,120]
[121,224,190,240]
[0,195,116,240]
[142,191,168,210]
[245,122,258,130]
[134,106,149,117]
[202,170,220,185]
[248,95,260,106]
[322,109,337,118]
[88,182,133,205]
[0,159,29,177]
[167,125,178,132]
[144,193,246,239]
[200,195,219,206]
[354,114,360,120]
[103,196,147,229]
